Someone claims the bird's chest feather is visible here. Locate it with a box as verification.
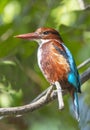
[37,41,70,84]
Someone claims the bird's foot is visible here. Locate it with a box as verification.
[44,85,54,101]
[55,81,64,110]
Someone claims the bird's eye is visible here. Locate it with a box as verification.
[43,31,49,35]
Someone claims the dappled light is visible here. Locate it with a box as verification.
[2,1,21,24]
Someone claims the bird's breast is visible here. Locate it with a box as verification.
[37,41,70,84]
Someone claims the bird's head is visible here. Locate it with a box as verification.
[15,27,63,45]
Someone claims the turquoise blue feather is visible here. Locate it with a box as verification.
[62,43,81,121]
[62,43,81,91]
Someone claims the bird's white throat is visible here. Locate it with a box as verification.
[35,39,51,46]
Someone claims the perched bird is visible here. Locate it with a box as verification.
[15,27,81,121]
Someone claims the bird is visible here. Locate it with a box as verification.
[15,27,81,121]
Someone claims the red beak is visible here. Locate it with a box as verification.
[14,32,40,40]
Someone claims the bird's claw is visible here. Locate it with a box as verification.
[55,81,64,110]
[44,85,54,101]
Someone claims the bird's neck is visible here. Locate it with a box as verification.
[36,39,62,47]
[37,39,51,46]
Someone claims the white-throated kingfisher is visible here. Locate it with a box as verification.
[15,27,81,121]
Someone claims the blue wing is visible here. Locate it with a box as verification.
[62,43,81,93]
[62,43,81,121]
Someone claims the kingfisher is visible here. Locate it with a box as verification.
[15,27,81,121]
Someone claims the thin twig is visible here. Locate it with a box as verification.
[77,58,90,69]
[80,67,90,84]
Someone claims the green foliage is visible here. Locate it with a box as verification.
[51,0,81,27]
[0,77,23,107]
[0,0,90,130]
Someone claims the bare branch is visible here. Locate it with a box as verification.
[0,59,90,117]
[77,58,90,69]
[80,67,90,84]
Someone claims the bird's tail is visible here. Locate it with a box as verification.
[73,92,80,121]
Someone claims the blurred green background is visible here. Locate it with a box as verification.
[0,0,90,130]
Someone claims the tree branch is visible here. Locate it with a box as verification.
[0,59,90,118]
[77,58,90,69]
